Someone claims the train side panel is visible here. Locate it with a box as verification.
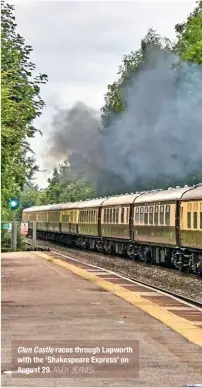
[37,211,48,231]
[78,208,99,236]
[180,200,202,249]
[26,211,37,232]
[61,209,78,234]
[101,206,130,239]
[132,201,177,246]
[47,210,60,233]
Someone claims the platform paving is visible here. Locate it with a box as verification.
[1,251,202,387]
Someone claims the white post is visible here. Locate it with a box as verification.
[12,221,18,252]
[32,221,36,250]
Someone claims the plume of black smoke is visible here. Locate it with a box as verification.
[47,47,202,192]
[100,47,202,185]
[48,102,100,164]
[47,101,101,186]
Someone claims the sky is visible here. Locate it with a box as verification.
[12,0,196,188]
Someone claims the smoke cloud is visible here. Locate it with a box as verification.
[47,47,202,190]
[48,102,100,163]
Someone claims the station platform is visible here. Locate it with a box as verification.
[2,251,202,387]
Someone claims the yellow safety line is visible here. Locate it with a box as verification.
[33,252,202,348]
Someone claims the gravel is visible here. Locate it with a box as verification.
[25,238,202,303]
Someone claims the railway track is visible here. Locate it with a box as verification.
[23,237,200,280]
[48,249,202,309]
[24,237,202,305]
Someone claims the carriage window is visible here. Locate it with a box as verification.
[121,208,125,223]
[144,207,148,224]
[113,208,116,223]
[165,205,170,226]
[181,207,183,222]
[200,212,202,229]
[193,212,197,229]
[109,208,112,223]
[140,207,144,223]
[126,208,129,224]
[149,206,153,224]
[194,203,198,211]
[160,206,164,225]
[107,209,110,223]
[154,206,159,225]
[116,208,119,223]
[135,207,139,222]
[188,203,192,211]
[187,212,191,228]
[104,209,106,223]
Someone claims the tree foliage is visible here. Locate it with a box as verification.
[14,182,45,220]
[1,1,47,220]
[175,0,202,64]
[43,159,95,205]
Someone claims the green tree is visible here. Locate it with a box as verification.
[20,182,45,209]
[44,159,95,205]
[15,182,45,220]
[1,1,47,220]
[175,0,202,64]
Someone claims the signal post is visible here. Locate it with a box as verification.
[8,198,20,252]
